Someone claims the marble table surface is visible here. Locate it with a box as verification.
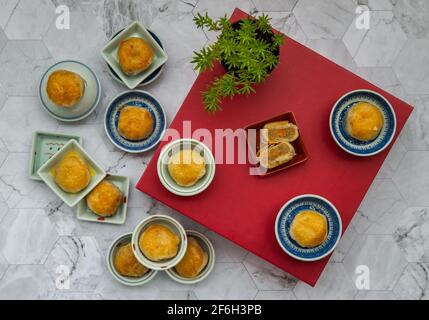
[0,0,428,300]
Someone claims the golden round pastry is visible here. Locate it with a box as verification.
[54,151,91,194]
[174,237,208,278]
[86,180,123,217]
[47,70,85,107]
[290,210,327,248]
[168,150,206,187]
[139,224,180,261]
[118,106,154,141]
[114,243,149,277]
[262,121,299,144]
[118,37,154,75]
[345,102,384,142]
[258,141,296,169]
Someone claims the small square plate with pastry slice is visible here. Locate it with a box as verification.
[29,131,83,181]
[101,21,168,89]
[244,111,309,176]
[38,139,106,207]
[76,174,130,225]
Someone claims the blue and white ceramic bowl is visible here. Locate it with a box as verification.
[106,29,165,86]
[39,60,101,122]
[329,89,396,157]
[104,90,167,153]
[275,194,342,262]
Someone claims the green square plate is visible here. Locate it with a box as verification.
[100,21,168,89]
[37,139,106,207]
[76,174,130,225]
[29,131,83,181]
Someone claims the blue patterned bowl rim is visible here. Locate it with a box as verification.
[329,89,397,157]
[104,90,167,153]
[275,194,342,262]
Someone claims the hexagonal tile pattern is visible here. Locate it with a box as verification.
[0,28,7,54]
[0,201,8,224]
[0,209,58,264]
[343,235,407,290]
[0,252,8,280]
[330,225,358,262]
[376,139,407,179]
[194,0,256,19]
[0,265,54,299]
[352,180,407,234]
[194,263,258,299]
[0,138,7,169]
[243,253,297,290]
[343,11,407,67]
[4,0,55,40]
[360,0,395,11]
[399,96,429,151]
[294,263,357,300]
[306,39,357,72]
[294,0,355,39]
[44,236,104,292]
[0,97,58,152]
[204,230,248,262]
[253,0,298,12]
[394,207,429,262]
[393,0,429,39]
[394,39,429,95]
[393,263,429,299]
[393,151,429,206]
[0,40,53,96]
[0,0,19,29]
[355,290,396,300]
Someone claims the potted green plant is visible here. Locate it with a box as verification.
[192,12,284,113]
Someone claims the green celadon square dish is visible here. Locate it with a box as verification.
[29,131,83,181]
[77,174,130,225]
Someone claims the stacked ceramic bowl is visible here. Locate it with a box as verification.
[107,215,215,286]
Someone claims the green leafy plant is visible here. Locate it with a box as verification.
[192,12,284,113]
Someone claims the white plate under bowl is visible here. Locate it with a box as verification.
[39,60,101,122]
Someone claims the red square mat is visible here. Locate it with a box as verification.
[137,9,413,286]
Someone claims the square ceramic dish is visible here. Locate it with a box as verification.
[76,174,130,225]
[244,111,309,175]
[100,21,168,89]
[37,139,106,207]
[29,131,83,181]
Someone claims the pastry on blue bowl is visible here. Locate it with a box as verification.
[275,194,342,262]
[329,89,396,157]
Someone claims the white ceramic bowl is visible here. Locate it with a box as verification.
[131,215,187,271]
[107,233,158,286]
[157,139,216,196]
[165,230,215,284]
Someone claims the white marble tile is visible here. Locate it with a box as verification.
[44,236,104,292]
[355,290,396,300]
[393,0,429,39]
[399,96,429,151]
[0,265,55,299]
[352,180,405,234]
[0,152,29,176]
[0,138,7,170]
[293,263,357,300]
[0,252,8,280]
[45,199,76,236]
[293,0,355,39]
[0,97,58,152]
[0,201,8,223]
[376,139,407,179]
[4,0,55,40]
[306,39,357,72]
[394,207,429,262]
[393,263,429,299]
[356,0,396,11]
[393,151,429,205]
[0,209,58,264]
[0,40,53,96]
[50,292,103,300]
[194,263,258,299]
[253,0,298,12]
[394,39,429,95]
[343,235,407,290]
[344,11,407,67]
[0,0,19,29]
[156,290,198,300]
[194,0,256,19]
[243,253,297,290]
[355,67,408,101]
[203,230,248,262]
[0,28,7,53]
[331,225,358,262]
[254,290,296,300]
